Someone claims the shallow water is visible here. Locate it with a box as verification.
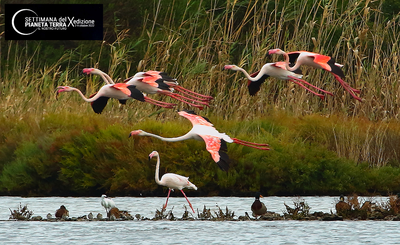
[1,196,399,244]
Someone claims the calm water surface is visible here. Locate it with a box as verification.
[0,196,398,244]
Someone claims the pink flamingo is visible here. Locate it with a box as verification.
[268,49,362,101]
[56,83,176,114]
[149,150,197,213]
[224,62,334,99]
[129,110,270,172]
[124,71,213,110]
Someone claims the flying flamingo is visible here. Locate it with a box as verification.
[124,70,213,110]
[268,48,362,102]
[224,62,334,99]
[149,150,197,213]
[82,68,178,111]
[56,83,176,114]
[129,110,270,172]
[101,194,116,215]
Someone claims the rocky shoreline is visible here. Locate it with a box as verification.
[7,197,400,222]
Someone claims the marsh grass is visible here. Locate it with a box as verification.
[1,0,400,195]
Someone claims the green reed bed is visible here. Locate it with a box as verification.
[1,0,400,196]
[1,109,400,196]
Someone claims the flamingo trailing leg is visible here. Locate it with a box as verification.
[268,48,362,101]
[124,71,213,110]
[224,62,333,99]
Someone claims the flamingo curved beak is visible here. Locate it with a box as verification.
[82,68,94,75]
[223,65,233,70]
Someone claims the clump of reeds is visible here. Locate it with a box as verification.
[153,208,176,221]
[9,203,33,220]
[283,197,311,220]
[213,206,235,221]
[334,194,400,220]
[197,206,212,220]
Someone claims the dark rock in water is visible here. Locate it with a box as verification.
[238,212,251,221]
[322,215,343,221]
[369,212,384,220]
[393,214,400,221]
[31,216,42,221]
[312,211,326,217]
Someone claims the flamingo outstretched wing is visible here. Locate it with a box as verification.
[111,83,145,102]
[91,96,110,114]
[125,71,175,90]
[288,52,345,78]
[199,135,230,171]
[247,71,269,96]
[178,110,214,127]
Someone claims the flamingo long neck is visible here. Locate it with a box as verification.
[281,51,301,72]
[71,88,102,102]
[102,72,115,84]
[142,131,194,142]
[235,67,267,82]
[94,71,114,84]
[154,154,162,186]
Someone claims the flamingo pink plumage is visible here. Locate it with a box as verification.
[56,83,176,114]
[224,62,334,99]
[268,49,362,102]
[149,150,197,213]
[81,68,177,110]
[129,110,270,172]
[124,71,213,110]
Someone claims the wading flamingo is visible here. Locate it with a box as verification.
[124,70,213,110]
[268,48,362,101]
[101,194,116,215]
[56,83,176,114]
[224,62,333,99]
[251,192,267,217]
[149,151,197,213]
[129,110,270,172]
